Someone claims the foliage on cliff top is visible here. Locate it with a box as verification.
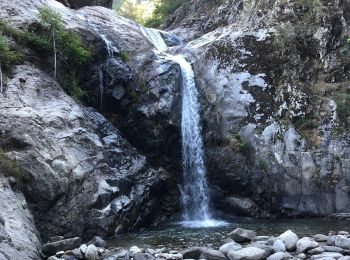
[0,35,22,73]
[145,0,189,28]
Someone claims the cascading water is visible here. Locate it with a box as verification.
[141,26,225,227]
[80,13,119,111]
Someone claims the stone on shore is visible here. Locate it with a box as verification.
[180,247,202,259]
[227,247,268,260]
[335,235,350,249]
[278,230,299,251]
[134,253,156,260]
[42,237,82,256]
[85,244,99,260]
[219,242,242,255]
[296,237,319,253]
[200,248,226,260]
[266,252,292,260]
[228,228,257,242]
[273,239,286,252]
[309,252,344,259]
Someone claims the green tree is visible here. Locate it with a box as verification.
[145,0,188,28]
[0,35,20,93]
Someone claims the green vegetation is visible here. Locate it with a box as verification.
[229,134,255,160]
[0,149,29,188]
[257,158,269,173]
[0,6,91,102]
[119,51,130,62]
[115,0,155,24]
[145,0,189,28]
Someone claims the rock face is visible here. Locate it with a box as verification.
[170,0,350,216]
[0,0,180,257]
[56,0,113,9]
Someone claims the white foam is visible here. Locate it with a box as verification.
[178,219,228,228]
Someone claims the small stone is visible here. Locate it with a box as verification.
[147,249,156,255]
[56,251,65,257]
[296,253,306,259]
[97,248,105,255]
[219,242,242,255]
[312,234,329,242]
[200,248,226,260]
[72,248,83,259]
[228,228,257,242]
[181,247,202,259]
[273,239,286,252]
[322,245,345,253]
[310,252,344,259]
[114,250,130,259]
[338,231,349,236]
[227,247,268,260]
[252,236,271,242]
[296,237,319,253]
[85,244,99,260]
[130,246,142,254]
[134,253,156,260]
[327,235,336,246]
[278,230,299,251]
[335,235,350,249]
[307,247,324,255]
[266,252,291,260]
[169,250,178,254]
[90,236,107,248]
[47,257,60,260]
[79,244,88,254]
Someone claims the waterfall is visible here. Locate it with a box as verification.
[80,13,119,111]
[140,27,224,227]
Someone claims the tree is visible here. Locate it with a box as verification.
[145,0,188,28]
[0,35,20,93]
[38,6,63,79]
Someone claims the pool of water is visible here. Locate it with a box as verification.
[107,217,350,251]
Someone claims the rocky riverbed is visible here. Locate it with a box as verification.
[42,227,350,260]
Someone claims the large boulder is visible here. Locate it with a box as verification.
[219,242,242,255]
[335,235,350,249]
[42,237,82,256]
[228,228,257,242]
[278,230,299,251]
[227,247,269,260]
[296,237,319,253]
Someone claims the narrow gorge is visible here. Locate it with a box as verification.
[1,0,350,260]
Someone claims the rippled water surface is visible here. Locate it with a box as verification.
[107,217,350,251]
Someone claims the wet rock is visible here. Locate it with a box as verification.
[200,248,226,260]
[310,252,344,259]
[72,248,84,259]
[80,244,88,254]
[296,253,306,259]
[335,235,350,249]
[130,246,142,254]
[42,237,82,256]
[228,228,256,242]
[273,239,286,253]
[221,196,260,217]
[339,257,350,260]
[338,231,349,236]
[313,234,330,242]
[253,236,271,242]
[181,247,202,259]
[56,251,65,257]
[134,253,156,260]
[85,244,99,260]
[278,230,299,251]
[322,246,345,253]
[56,0,113,9]
[48,257,61,260]
[50,236,65,243]
[227,247,268,260]
[90,236,107,248]
[219,242,242,255]
[307,247,325,255]
[266,252,292,260]
[296,237,319,253]
[113,250,130,260]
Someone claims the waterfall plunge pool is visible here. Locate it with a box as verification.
[106,217,349,253]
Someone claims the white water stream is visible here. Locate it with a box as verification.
[140,27,225,227]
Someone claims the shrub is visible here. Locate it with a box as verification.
[336,93,350,126]
[145,0,189,28]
